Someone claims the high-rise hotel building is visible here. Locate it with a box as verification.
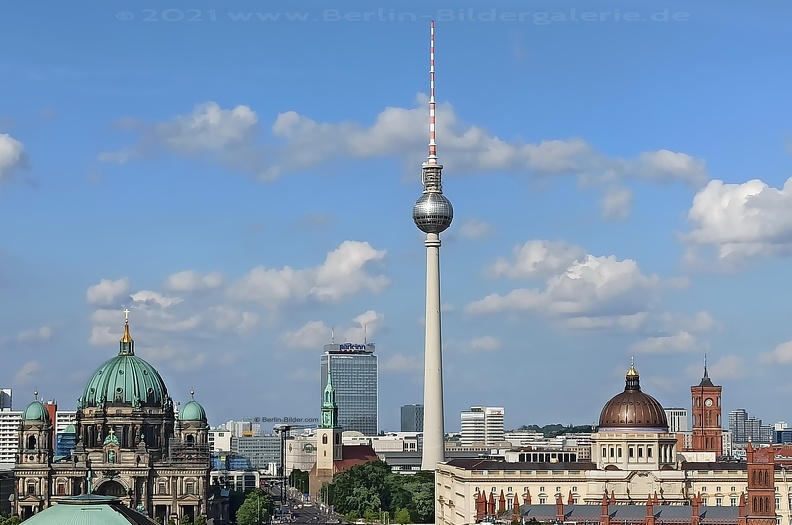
[320,343,378,436]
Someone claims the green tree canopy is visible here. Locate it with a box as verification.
[236,488,275,525]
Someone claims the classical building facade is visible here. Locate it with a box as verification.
[13,315,211,523]
[435,363,787,525]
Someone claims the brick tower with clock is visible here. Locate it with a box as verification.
[691,357,723,453]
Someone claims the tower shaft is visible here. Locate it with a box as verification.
[421,233,445,470]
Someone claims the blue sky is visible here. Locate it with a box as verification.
[1,1,791,432]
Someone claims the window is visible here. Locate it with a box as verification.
[776,499,781,510]
[186,482,195,494]
[158,482,167,495]
[57,483,66,495]
[638,447,643,458]
[702,487,707,493]
[555,487,561,493]
[647,447,653,458]
[573,498,579,504]
[27,482,35,496]
[540,486,545,492]
[703,498,708,506]
[731,498,737,506]
[716,498,722,506]
[716,487,721,492]
[617,448,622,458]
[572,486,578,492]
[492,487,496,493]
[731,486,736,492]
[508,487,513,493]
[523,487,528,493]
[539,498,547,505]
[601,447,606,458]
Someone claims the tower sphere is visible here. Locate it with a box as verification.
[413,192,454,234]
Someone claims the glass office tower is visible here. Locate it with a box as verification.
[320,343,378,436]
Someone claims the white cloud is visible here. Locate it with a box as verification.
[130,290,183,308]
[489,240,585,279]
[165,270,224,292]
[458,219,495,240]
[280,310,385,349]
[683,177,792,268]
[15,361,40,385]
[208,306,259,333]
[469,336,501,352]
[99,102,268,178]
[380,354,422,373]
[470,242,661,329]
[137,344,209,372]
[231,240,388,306]
[16,326,53,343]
[0,133,26,183]
[686,355,746,380]
[600,187,632,221]
[631,331,704,354]
[760,341,792,365]
[86,277,130,305]
[631,310,716,355]
[101,98,707,186]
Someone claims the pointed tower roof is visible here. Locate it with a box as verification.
[697,354,715,387]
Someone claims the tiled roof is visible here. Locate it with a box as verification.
[445,458,596,471]
[502,504,740,524]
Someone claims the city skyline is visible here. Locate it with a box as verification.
[1,2,791,431]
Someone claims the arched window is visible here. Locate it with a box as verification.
[186,435,195,445]
[335,433,340,445]
[322,434,328,444]
[27,435,37,450]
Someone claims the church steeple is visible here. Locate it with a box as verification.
[320,371,339,429]
[119,308,134,355]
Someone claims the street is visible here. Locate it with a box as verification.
[265,484,341,524]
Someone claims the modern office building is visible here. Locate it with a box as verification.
[729,408,772,444]
[401,404,424,432]
[320,342,378,436]
[231,434,282,470]
[664,408,689,433]
[460,406,505,446]
[0,389,11,411]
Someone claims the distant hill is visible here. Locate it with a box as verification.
[510,424,595,437]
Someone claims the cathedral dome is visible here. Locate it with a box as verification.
[23,398,49,422]
[80,316,170,410]
[180,391,207,422]
[598,362,668,432]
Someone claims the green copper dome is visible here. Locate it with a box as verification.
[21,494,158,524]
[180,396,207,422]
[79,318,170,409]
[23,399,49,422]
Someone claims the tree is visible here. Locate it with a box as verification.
[194,517,207,525]
[394,508,411,524]
[0,517,22,525]
[236,488,275,525]
[289,468,310,494]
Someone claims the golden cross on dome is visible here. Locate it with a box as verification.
[123,309,131,323]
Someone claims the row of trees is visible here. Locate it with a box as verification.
[514,424,594,437]
[321,460,434,523]
[236,488,275,525]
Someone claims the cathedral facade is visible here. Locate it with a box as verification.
[13,314,211,523]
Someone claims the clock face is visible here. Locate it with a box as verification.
[705,398,713,407]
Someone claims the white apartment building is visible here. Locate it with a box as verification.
[0,410,22,466]
[460,406,505,446]
[55,410,77,433]
[664,407,690,433]
[209,429,233,452]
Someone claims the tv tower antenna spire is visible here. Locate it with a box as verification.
[413,20,453,472]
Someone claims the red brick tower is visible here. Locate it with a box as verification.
[691,357,723,453]
[746,442,777,525]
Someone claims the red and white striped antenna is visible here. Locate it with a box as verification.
[427,20,438,165]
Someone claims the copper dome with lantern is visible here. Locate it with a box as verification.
[597,361,669,432]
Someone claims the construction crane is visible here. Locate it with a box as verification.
[273,424,314,516]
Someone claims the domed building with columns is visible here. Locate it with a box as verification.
[13,313,211,523]
[435,362,790,525]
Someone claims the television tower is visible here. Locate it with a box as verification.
[412,20,453,471]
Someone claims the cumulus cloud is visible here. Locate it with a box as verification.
[469,336,501,352]
[165,270,223,292]
[130,290,183,308]
[458,219,495,240]
[470,240,661,330]
[686,355,746,380]
[15,361,41,385]
[631,310,716,355]
[489,240,585,279]
[280,310,385,349]
[600,187,632,221]
[99,97,708,187]
[760,341,792,365]
[98,102,268,177]
[380,353,422,373]
[16,326,53,343]
[208,306,259,333]
[230,240,388,306]
[683,177,792,269]
[0,133,27,183]
[86,277,130,305]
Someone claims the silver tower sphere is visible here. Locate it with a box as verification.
[413,192,454,234]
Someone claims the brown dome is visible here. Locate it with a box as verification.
[598,363,668,431]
